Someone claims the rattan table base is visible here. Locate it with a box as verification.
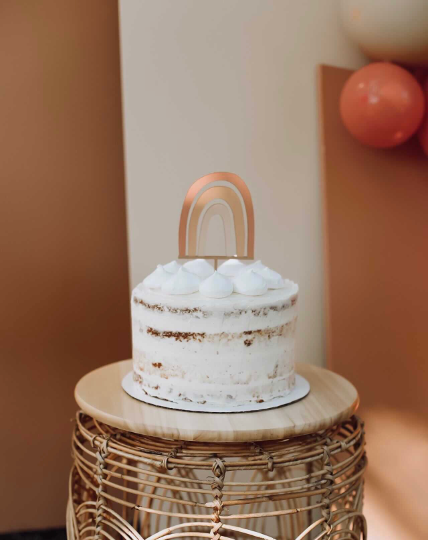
[67,411,367,540]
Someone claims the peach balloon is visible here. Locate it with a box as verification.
[340,0,428,66]
[340,63,425,148]
[417,76,428,155]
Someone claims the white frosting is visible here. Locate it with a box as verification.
[134,281,298,325]
[183,259,215,279]
[255,266,285,289]
[245,260,266,272]
[163,260,182,274]
[161,267,200,295]
[142,258,289,297]
[143,264,172,289]
[217,258,247,277]
[199,271,234,298]
[134,256,298,408]
[233,269,268,296]
[131,283,298,407]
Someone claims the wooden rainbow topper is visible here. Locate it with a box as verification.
[178,172,255,269]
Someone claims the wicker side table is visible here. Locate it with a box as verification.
[67,361,367,540]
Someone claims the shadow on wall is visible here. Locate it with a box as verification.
[363,408,428,540]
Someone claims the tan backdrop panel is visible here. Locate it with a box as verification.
[0,0,130,532]
[319,64,428,539]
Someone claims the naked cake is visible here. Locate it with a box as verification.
[131,258,298,408]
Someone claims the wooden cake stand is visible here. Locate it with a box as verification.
[67,360,367,540]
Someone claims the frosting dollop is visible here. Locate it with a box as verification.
[163,260,182,274]
[183,259,215,279]
[245,260,266,272]
[199,271,233,298]
[143,264,172,289]
[255,266,285,289]
[233,269,268,296]
[161,267,200,295]
[217,258,247,277]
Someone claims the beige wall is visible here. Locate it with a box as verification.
[119,0,366,366]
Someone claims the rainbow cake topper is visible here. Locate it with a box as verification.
[178,172,255,268]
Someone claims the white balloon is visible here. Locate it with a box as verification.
[340,0,428,66]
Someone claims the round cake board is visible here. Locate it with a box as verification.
[75,360,359,442]
[121,370,310,413]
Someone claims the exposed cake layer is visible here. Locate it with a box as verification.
[131,282,298,407]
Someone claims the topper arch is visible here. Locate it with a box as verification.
[178,172,255,259]
[198,202,236,256]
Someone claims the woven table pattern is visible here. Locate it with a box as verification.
[67,412,367,540]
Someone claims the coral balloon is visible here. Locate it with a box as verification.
[340,62,425,148]
[340,0,428,66]
[417,76,428,155]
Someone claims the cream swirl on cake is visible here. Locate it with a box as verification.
[163,260,182,274]
[161,267,200,295]
[132,258,298,408]
[199,271,234,298]
[183,258,215,279]
[233,269,268,296]
[254,266,285,289]
[143,264,172,289]
[245,260,266,272]
[217,258,247,277]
